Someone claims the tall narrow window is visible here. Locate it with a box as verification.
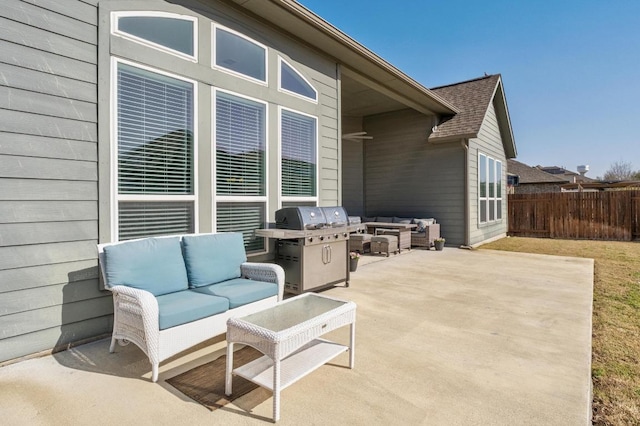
[280,108,317,199]
[215,90,267,252]
[114,13,196,59]
[478,153,502,224]
[279,57,317,101]
[214,26,266,83]
[116,62,195,240]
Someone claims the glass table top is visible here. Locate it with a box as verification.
[237,293,348,332]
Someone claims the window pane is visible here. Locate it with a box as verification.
[489,199,495,221]
[215,92,266,196]
[215,28,266,81]
[496,161,502,199]
[480,200,487,223]
[282,201,316,207]
[281,110,316,197]
[280,60,317,100]
[118,16,194,56]
[489,158,495,198]
[217,202,265,253]
[117,64,194,194]
[497,199,502,220]
[119,201,194,240]
[479,154,487,198]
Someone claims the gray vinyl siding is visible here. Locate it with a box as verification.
[363,109,465,245]
[0,0,107,363]
[341,116,365,216]
[469,100,508,246]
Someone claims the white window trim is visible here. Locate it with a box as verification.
[277,56,318,103]
[478,153,503,225]
[278,105,319,206]
[111,11,198,62]
[211,23,268,86]
[111,57,199,241]
[212,88,268,254]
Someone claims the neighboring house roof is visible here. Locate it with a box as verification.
[536,165,596,183]
[428,75,517,158]
[507,159,568,184]
[231,0,458,116]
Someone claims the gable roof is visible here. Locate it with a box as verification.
[507,159,569,184]
[428,75,517,158]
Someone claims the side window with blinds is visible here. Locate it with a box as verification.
[116,62,195,240]
[280,108,317,199]
[214,90,267,253]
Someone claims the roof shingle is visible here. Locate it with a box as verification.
[429,74,501,141]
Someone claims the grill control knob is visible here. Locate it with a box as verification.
[334,234,339,239]
[343,233,348,237]
[319,236,324,241]
[308,237,313,242]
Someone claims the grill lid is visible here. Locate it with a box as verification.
[275,206,350,230]
[275,206,327,230]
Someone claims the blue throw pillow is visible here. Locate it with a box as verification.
[104,237,188,296]
[182,233,247,287]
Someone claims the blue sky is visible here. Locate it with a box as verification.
[298,0,640,179]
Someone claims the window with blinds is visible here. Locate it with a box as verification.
[281,109,317,197]
[116,62,195,240]
[118,202,194,240]
[216,202,265,252]
[215,91,266,195]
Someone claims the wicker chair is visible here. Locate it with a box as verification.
[411,223,441,248]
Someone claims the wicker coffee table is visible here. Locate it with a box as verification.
[225,293,356,422]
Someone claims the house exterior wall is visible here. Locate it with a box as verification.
[0,0,340,363]
[0,0,109,362]
[341,116,364,216]
[468,100,508,246]
[362,109,465,244]
[513,183,564,194]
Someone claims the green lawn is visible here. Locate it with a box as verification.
[481,237,640,425]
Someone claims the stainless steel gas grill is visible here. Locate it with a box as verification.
[255,206,361,294]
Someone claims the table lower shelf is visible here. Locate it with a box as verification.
[232,339,349,392]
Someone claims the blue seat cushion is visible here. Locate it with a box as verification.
[191,278,278,309]
[156,290,229,330]
[182,233,247,287]
[104,237,188,296]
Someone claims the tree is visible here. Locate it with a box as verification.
[602,161,638,181]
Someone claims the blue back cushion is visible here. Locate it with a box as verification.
[103,237,188,296]
[182,233,247,287]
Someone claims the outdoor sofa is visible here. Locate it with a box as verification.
[360,216,441,248]
[97,232,284,382]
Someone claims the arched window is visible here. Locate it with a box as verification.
[279,57,317,102]
[113,12,197,60]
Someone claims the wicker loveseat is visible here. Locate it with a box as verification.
[97,232,284,382]
[361,216,441,248]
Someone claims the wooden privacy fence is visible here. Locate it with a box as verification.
[508,191,640,241]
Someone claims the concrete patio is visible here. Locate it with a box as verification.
[0,248,594,425]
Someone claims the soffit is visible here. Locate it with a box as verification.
[227,0,457,116]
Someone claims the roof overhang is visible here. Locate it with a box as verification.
[227,0,458,116]
[492,78,517,158]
